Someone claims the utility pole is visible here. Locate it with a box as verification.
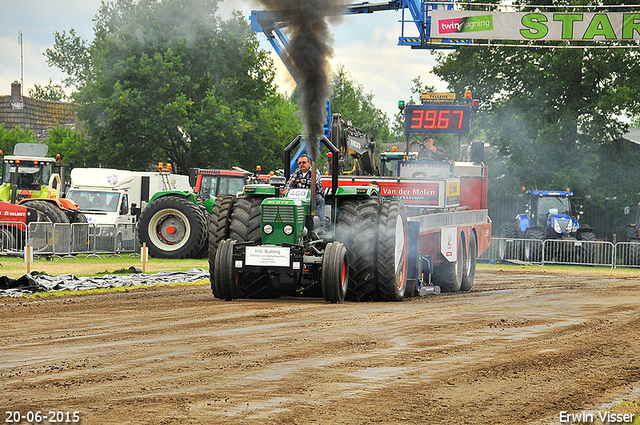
[18,30,23,95]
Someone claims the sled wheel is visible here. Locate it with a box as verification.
[460,231,477,292]
[433,232,463,293]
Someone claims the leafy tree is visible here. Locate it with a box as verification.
[329,65,390,143]
[0,125,37,155]
[28,79,69,102]
[433,34,640,207]
[45,0,301,173]
[45,125,89,167]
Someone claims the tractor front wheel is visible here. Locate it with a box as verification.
[229,196,279,298]
[208,194,236,296]
[322,242,349,303]
[213,239,239,301]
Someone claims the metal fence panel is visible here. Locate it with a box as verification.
[29,222,55,255]
[615,242,640,268]
[0,221,26,252]
[92,224,118,254]
[52,224,73,256]
[543,239,614,267]
[116,224,139,253]
[481,237,544,264]
[481,237,615,267]
[72,223,93,254]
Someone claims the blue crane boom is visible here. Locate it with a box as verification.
[250,1,470,172]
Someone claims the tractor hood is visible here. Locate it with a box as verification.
[547,212,578,235]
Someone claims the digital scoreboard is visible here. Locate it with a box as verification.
[405,104,471,134]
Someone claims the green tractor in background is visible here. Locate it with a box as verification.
[136,167,263,259]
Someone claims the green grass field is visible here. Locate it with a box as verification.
[0,253,209,279]
[3,255,640,280]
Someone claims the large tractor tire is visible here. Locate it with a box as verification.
[213,239,239,301]
[25,200,70,224]
[376,199,408,301]
[336,196,382,301]
[433,232,464,293]
[460,231,477,292]
[137,196,208,259]
[192,199,210,259]
[625,225,640,265]
[321,242,349,303]
[524,228,545,262]
[228,195,278,299]
[0,228,17,251]
[208,194,236,296]
[576,231,597,265]
[498,221,516,260]
[23,200,71,252]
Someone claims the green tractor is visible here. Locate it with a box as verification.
[209,135,410,303]
[136,167,258,259]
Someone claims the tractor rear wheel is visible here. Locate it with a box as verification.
[624,225,640,265]
[26,200,70,224]
[208,194,236,296]
[460,231,477,292]
[321,242,349,303]
[228,196,278,299]
[137,196,208,259]
[213,239,238,301]
[576,231,596,264]
[498,221,516,260]
[336,196,382,301]
[376,199,408,301]
[524,228,545,262]
[23,200,70,252]
[433,232,463,293]
[0,229,16,251]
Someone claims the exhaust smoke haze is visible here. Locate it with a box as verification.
[255,0,346,162]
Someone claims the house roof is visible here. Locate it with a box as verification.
[624,127,640,145]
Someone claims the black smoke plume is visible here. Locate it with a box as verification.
[256,0,346,162]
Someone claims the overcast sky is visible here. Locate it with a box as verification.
[0,0,448,120]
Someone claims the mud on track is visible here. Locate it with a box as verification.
[2,266,640,424]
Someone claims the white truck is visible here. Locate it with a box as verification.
[67,167,192,251]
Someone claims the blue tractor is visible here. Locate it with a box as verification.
[499,189,595,262]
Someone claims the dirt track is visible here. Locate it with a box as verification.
[2,266,640,424]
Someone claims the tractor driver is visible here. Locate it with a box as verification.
[283,153,325,222]
[419,136,449,161]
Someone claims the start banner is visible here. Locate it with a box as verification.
[430,10,640,42]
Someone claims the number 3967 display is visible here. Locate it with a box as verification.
[405,105,470,134]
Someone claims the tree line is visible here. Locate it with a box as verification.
[16,0,640,237]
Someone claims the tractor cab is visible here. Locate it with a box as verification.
[518,189,580,238]
[379,149,418,177]
[0,143,63,204]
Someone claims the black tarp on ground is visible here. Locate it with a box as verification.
[0,268,209,297]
